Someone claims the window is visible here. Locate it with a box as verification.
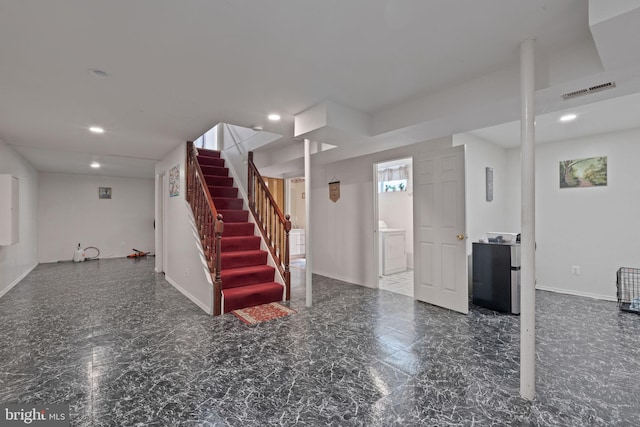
[379,179,407,192]
[378,165,409,193]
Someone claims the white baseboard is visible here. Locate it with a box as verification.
[535,285,616,302]
[0,262,38,299]
[164,274,212,314]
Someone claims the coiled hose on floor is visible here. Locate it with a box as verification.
[84,246,100,260]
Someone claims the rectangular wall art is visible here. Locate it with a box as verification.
[559,156,607,188]
[169,164,180,197]
[98,187,112,199]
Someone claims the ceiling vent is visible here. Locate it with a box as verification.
[562,82,616,100]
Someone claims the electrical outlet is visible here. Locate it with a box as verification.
[571,265,580,275]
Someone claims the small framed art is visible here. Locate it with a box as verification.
[99,187,112,199]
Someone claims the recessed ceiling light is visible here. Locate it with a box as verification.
[268,114,281,121]
[89,126,105,134]
[90,162,100,168]
[560,114,577,122]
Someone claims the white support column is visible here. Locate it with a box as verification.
[304,138,313,307]
[520,38,536,401]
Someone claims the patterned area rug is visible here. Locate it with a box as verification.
[231,302,297,325]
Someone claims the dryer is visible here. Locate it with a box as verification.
[379,221,407,275]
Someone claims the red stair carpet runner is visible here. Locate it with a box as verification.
[196,148,284,313]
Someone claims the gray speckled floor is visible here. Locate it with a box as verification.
[1,258,639,426]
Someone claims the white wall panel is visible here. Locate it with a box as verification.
[0,140,38,298]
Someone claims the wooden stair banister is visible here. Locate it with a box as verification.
[247,151,292,300]
[186,141,223,315]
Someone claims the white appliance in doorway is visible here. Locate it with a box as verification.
[379,220,407,276]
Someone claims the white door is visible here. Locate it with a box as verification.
[413,146,468,314]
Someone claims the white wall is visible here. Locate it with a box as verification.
[220,124,282,198]
[506,127,640,300]
[38,173,154,263]
[453,133,509,289]
[155,142,213,313]
[311,137,451,287]
[453,133,510,252]
[378,161,414,269]
[0,140,38,298]
[289,180,306,229]
[505,148,523,233]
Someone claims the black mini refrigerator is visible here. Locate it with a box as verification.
[472,242,521,314]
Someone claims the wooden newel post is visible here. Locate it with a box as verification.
[213,213,224,316]
[284,214,291,301]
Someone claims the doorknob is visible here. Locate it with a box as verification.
[456,234,466,240]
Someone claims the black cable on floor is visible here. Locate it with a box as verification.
[84,246,100,260]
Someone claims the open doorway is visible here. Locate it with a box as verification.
[286,177,306,271]
[375,158,414,297]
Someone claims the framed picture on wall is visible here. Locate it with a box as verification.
[99,187,112,199]
[559,156,607,188]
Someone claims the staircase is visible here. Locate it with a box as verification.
[196,148,284,313]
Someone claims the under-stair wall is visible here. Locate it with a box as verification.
[155,142,213,314]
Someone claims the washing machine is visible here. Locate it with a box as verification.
[379,220,407,276]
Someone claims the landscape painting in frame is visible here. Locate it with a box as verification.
[559,156,607,188]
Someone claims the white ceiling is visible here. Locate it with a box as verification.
[469,91,640,148]
[1,1,640,178]
[12,146,156,179]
